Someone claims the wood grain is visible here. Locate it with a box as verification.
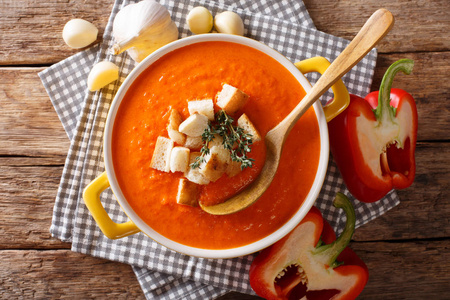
[0,0,113,65]
[0,157,67,250]
[0,0,449,65]
[0,250,145,299]
[0,67,69,156]
[303,0,450,53]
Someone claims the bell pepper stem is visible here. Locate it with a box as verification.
[374,59,414,122]
[313,193,356,268]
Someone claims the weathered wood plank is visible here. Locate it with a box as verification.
[0,250,145,299]
[0,0,448,64]
[355,239,450,299]
[353,142,450,241]
[0,67,69,156]
[0,0,112,65]
[0,157,68,249]
[304,0,450,53]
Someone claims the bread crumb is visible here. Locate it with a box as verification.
[167,109,186,145]
[176,178,199,207]
[188,99,215,121]
[216,84,249,115]
[170,146,190,173]
[199,146,230,182]
[179,113,209,137]
[184,152,210,185]
[184,136,203,150]
[237,113,261,142]
[150,136,174,172]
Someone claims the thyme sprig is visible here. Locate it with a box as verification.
[190,110,255,170]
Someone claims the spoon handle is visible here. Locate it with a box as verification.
[271,8,394,143]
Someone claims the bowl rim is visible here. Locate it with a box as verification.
[103,34,329,259]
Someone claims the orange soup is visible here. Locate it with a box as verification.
[112,41,320,249]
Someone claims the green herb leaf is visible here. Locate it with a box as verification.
[190,110,255,170]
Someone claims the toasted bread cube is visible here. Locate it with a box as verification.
[170,146,190,173]
[188,99,215,121]
[179,113,209,137]
[216,84,249,115]
[167,109,186,145]
[176,178,199,207]
[184,152,210,185]
[168,129,186,145]
[208,134,224,148]
[184,136,204,150]
[226,159,242,177]
[237,113,262,142]
[199,146,230,182]
[150,136,174,172]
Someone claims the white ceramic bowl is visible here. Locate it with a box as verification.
[90,34,331,259]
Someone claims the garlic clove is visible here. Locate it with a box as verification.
[214,11,244,36]
[62,19,98,49]
[187,6,213,34]
[87,61,119,92]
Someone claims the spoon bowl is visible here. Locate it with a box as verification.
[200,8,394,215]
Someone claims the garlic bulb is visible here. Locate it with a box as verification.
[111,0,179,63]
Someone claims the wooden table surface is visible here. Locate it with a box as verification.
[1,0,449,299]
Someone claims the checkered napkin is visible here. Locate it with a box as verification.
[39,0,400,299]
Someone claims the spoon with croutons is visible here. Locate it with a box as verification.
[200,9,394,215]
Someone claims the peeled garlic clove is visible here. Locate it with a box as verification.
[214,11,244,36]
[62,19,98,49]
[187,6,213,34]
[87,61,119,92]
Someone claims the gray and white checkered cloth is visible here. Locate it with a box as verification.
[39,0,399,299]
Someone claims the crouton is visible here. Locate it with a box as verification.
[150,136,174,172]
[199,146,230,182]
[216,84,249,115]
[237,113,262,142]
[167,109,186,145]
[208,134,224,148]
[184,136,204,150]
[188,99,215,121]
[226,159,242,177]
[178,113,209,137]
[184,152,210,185]
[176,178,199,207]
[170,146,190,173]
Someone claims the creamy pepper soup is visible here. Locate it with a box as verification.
[112,41,320,249]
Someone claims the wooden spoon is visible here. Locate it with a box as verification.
[200,9,394,215]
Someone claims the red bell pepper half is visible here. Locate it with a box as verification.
[249,193,368,300]
[328,59,418,202]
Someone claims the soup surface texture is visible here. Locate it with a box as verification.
[112,41,320,249]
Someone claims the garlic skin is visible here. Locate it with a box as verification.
[187,6,213,34]
[62,19,98,49]
[87,61,119,92]
[214,11,244,36]
[112,0,179,63]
